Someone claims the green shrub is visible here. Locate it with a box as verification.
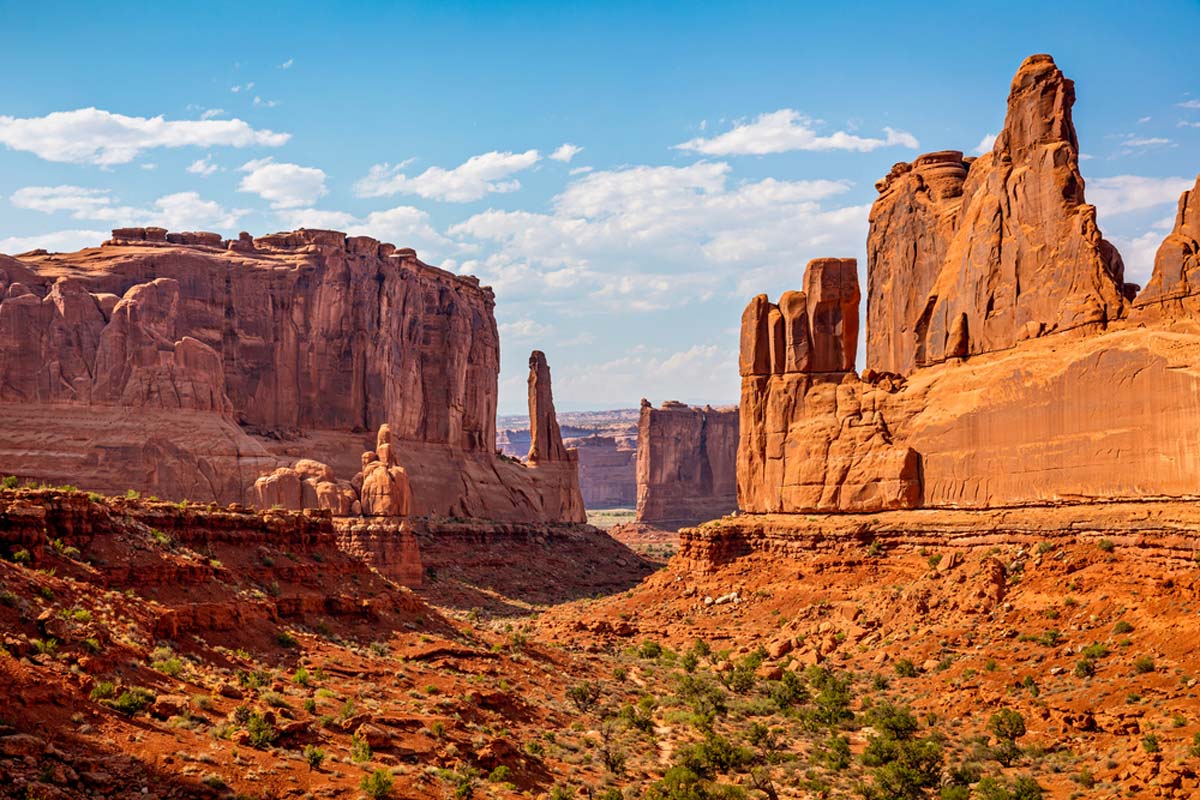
[988,709,1026,766]
[973,774,1043,800]
[245,711,277,748]
[1097,538,1115,552]
[361,769,393,798]
[1133,656,1156,674]
[350,731,372,763]
[1,475,18,489]
[1113,620,1134,634]
[894,658,918,678]
[153,657,184,678]
[639,640,663,659]
[89,680,115,701]
[275,631,298,649]
[109,687,155,716]
[566,681,602,713]
[303,744,325,771]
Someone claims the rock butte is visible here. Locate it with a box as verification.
[0,228,583,524]
[725,53,1200,540]
[635,400,738,529]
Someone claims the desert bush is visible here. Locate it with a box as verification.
[567,681,602,713]
[361,769,393,798]
[303,744,325,771]
[894,658,918,678]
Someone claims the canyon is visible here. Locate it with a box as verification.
[4,50,1200,800]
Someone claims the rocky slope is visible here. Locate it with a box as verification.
[0,229,582,523]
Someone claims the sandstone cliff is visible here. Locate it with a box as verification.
[736,54,1200,517]
[0,229,582,523]
[635,400,738,528]
[565,435,637,508]
[737,259,922,514]
[1135,174,1200,315]
[867,54,1128,375]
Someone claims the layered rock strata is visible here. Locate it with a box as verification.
[566,435,637,508]
[0,229,582,523]
[635,400,738,528]
[866,54,1128,375]
[734,53,1200,523]
[738,259,922,514]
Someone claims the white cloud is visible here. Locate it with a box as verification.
[11,185,244,230]
[199,108,225,120]
[279,58,294,69]
[0,229,108,255]
[1109,230,1165,287]
[569,166,593,175]
[355,149,541,202]
[974,132,997,155]
[449,161,862,311]
[276,204,455,260]
[230,82,255,93]
[552,344,739,410]
[1177,100,1200,109]
[550,143,583,163]
[253,97,280,108]
[1138,116,1152,124]
[1089,175,1193,216]
[0,108,288,166]
[238,158,327,208]
[187,156,218,176]
[498,318,555,339]
[1178,121,1200,129]
[1122,136,1170,147]
[674,109,919,155]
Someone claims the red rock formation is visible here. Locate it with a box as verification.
[635,400,738,528]
[736,55,1200,518]
[519,351,586,523]
[0,230,581,523]
[1134,174,1200,314]
[867,54,1128,375]
[526,350,568,463]
[565,435,637,508]
[737,258,921,514]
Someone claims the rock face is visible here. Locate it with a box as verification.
[253,424,412,518]
[0,229,581,523]
[565,435,637,508]
[736,54,1200,519]
[867,54,1128,375]
[526,351,568,463]
[1135,174,1200,314]
[519,351,586,523]
[635,400,738,528]
[737,259,922,514]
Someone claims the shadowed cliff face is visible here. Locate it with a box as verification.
[867,54,1128,376]
[0,229,583,523]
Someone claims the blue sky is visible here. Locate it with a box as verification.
[1,0,1197,414]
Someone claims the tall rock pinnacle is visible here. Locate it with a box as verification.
[867,54,1128,375]
[526,350,569,463]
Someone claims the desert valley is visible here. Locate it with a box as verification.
[2,11,1200,800]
